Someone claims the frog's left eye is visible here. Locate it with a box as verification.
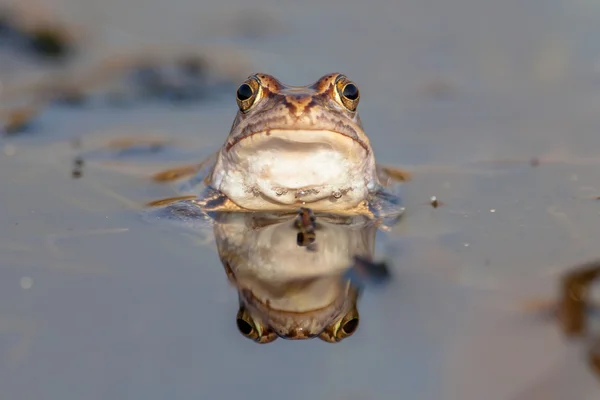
[236,315,256,338]
[335,75,360,112]
[235,77,260,112]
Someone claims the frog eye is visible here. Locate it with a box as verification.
[235,77,260,112]
[335,75,360,112]
[235,307,277,343]
[236,315,256,339]
[318,307,360,343]
[339,317,359,337]
[342,83,359,101]
[236,84,253,101]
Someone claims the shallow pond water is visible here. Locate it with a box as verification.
[1,0,600,399]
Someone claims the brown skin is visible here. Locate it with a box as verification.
[221,73,369,152]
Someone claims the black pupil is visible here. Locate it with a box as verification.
[342,318,359,334]
[237,84,253,101]
[342,84,359,100]
[236,318,253,335]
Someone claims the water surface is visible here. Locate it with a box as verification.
[1,0,600,399]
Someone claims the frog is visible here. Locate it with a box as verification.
[151,72,408,219]
[212,210,380,343]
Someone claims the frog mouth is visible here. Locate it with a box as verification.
[214,128,377,209]
[225,129,370,153]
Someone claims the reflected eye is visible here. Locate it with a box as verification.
[235,77,260,113]
[341,317,359,335]
[236,83,253,101]
[342,83,359,101]
[236,318,254,336]
[335,75,360,112]
[318,306,360,343]
[235,307,277,343]
[236,308,260,341]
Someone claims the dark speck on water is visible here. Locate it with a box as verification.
[71,157,84,178]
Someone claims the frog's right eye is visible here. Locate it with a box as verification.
[334,74,360,112]
[235,307,277,343]
[235,78,260,112]
[236,316,255,337]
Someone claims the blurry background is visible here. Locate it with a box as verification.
[1,0,600,399]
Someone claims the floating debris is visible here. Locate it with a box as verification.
[378,165,412,182]
[152,153,218,184]
[152,164,203,182]
[558,259,600,337]
[1,107,39,136]
[557,259,600,380]
[146,195,198,208]
[71,157,84,179]
[421,196,444,208]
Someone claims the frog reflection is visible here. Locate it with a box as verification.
[211,211,382,343]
